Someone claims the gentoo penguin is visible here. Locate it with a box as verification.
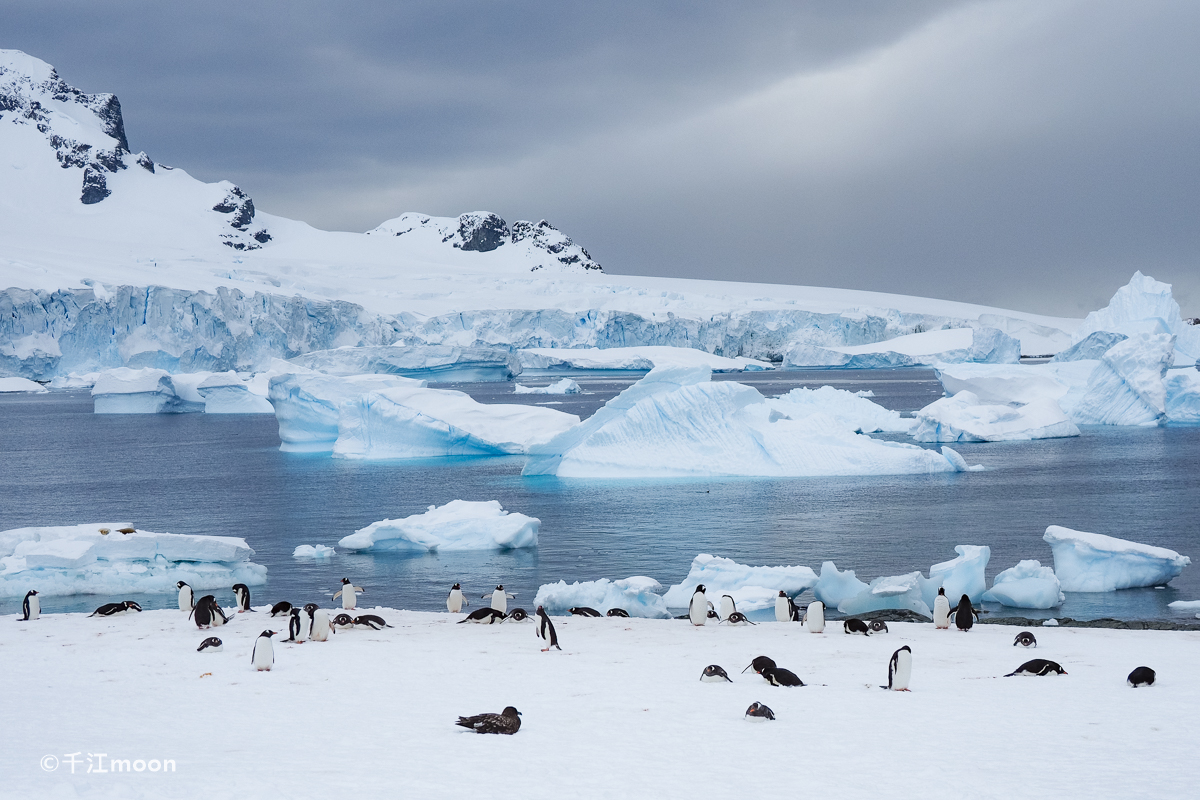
[455,706,521,735]
[232,584,253,613]
[701,665,733,683]
[706,609,720,620]
[535,606,561,651]
[606,608,630,618]
[886,646,912,691]
[485,585,515,614]
[20,590,39,621]
[332,578,365,611]
[933,587,951,629]
[774,591,795,623]
[177,581,194,613]
[744,702,775,721]
[89,600,142,617]
[1005,659,1067,677]
[207,596,229,627]
[568,607,603,617]
[719,595,736,622]
[308,605,332,641]
[192,595,228,629]
[331,613,355,630]
[1127,666,1156,687]
[446,583,468,613]
[458,608,506,624]
[843,619,871,635]
[1013,631,1037,647]
[353,614,392,630]
[688,585,708,626]
[269,601,292,617]
[869,620,889,634]
[251,630,276,671]
[197,636,223,653]
[505,608,529,622]
[742,656,776,675]
[721,612,755,626]
[761,666,805,687]
[287,607,308,642]
[804,601,825,633]
[953,594,979,632]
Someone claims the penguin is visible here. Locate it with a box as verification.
[309,606,333,641]
[804,601,825,633]
[177,581,194,613]
[721,612,755,626]
[869,620,889,634]
[719,595,736,622]
[606,608,630,618]
[761,666,805,687]
[251,630,276,671]
[197,636,223,653]
[1127,666,1156,687]
[207,596,230,627]
[505,608,529,622]
[232,584,253,613]
[20,590,39,621]
[886,645,912,691]
[455,707,521,735]
[774,591,793,623]
[706,609,720,620]
[269,601,292,617]
[485,585,515,614]
[353,615,392,630]
[458,608,506,624]
[701,665,733,683]
[331,613,355,630]
[688,585,708,626]
[287,607,308,642]
[843,619,871,635]
[1013,631,1037,647]
[933,587,951,629]
[1005,659,1067,677]
[744,702,775,721]
[89,600,142,617]
[446,583,468,613]
[953,594,979,632]
[332,578,364,611]
[535,606,561,651]
[568,607,603,617]
[192,597,214,628]
[742,656,776,675]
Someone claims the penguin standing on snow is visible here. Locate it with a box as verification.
[251,630,276,671]
[953,594,979,632]
[688,585,709,626]
[308,604,332,641]
[485,585,515,614]
[804,601,825,633]
[719,595,736,622]
[20,590,39,621]
[447,583,468,613]
[933,587,951,629]
[287,607,308,642]
[535,606,561,651]
[232,583,253,613]
[333,578,364,610]
[886,646,912,691]
[774,591,792,623]
[177,581,194,614]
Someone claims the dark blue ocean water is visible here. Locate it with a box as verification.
[1,370,1197,621]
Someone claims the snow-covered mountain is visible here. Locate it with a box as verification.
[0,49,1105,379]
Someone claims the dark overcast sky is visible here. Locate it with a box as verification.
[5,0,1198,317]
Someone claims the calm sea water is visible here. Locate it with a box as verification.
[2,370,1197,621]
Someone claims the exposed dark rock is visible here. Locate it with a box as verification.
[80,167,110,204]
[136,152,155,173]
[252,230,272,244]
[456,212,509,252]
[833,609,932,623]
[980,616,1200,631]
[212,186,255,230]
[93,148,125,173]
[511,219,602,271]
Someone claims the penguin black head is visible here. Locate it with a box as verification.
[496,585,504,591]
[27,589,38,596]
[341,578,351,585]
[743,655,776,674]
[260,630,277,637]
[959,594,971,606]
[177,581,189,589]
[778,590,787,597]
[695,584,706,593]
[124,601,143,611]
[938,587,945,596]
[451,583,461,590]
[304,603,318,614]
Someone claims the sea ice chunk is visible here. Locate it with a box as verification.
[289,345,521,382]
[812,561,869,608]
[1167,600,1200,612]
[47,372,101,389]
[769,386,912,433]
[292,544,336,558]
[662,553,818,611]
[934,361,1098,414]
[534,577,670,618]
[267,372,428,452]
[0,376,47,393]
[836,571,932,618]
[91,367,205,414]
[197,372,275,414]
[1050,331,1128,362]
[337,500,538,552]
[1165,370,1200,423]
[1043,525,1190,592]
[912,392,1079,442]
[981,560,1064,609]
[514,378,581,395]
[1072,333,1174,426]
[925,545,991,604]
[19,539,97,569]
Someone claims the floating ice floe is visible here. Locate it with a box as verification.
[197,371,274,414]
[1071,271,1200,367]
[289,345,521,382]
[662,554,818,611]
[1167,599,1200,612]
[518,346,770,373]
[1043,525,1189,592]
[912,391,1080,442]
[292,544,335,558]
[0,523,266,598]
[534,577,669,618]
[91,367,208,413]
[1072,333,1175,426]
[267,372,427,452]
[0,376,47,393]
[514,378,581,395]
[925,545,991,605]
[814,545,990,617]
[981,560,1064,609]
[784,326,1021,369]
[523,366,973,478]
[338,501,539,552]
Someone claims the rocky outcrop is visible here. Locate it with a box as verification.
[511,219,601,271]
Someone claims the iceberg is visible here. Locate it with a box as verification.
[934,361,1097,412]
[1050,331,1127,362]
[533,577,670,618]
[519,346,770,373]
[91,367,207,414]
[197,372,275,414]
[0,523,265,598]
[662,554,818,611]
[1071,333,1174,426]
[514,378,581,395]
[337,500,538,552]
[1043,525,1190,592]
[289,345,521,382]
[267,372,427,452]
[0,376,47,393]
[1167,600,1200,612]
[784,327,1021,369]
[836,572,932,618]
[292,544,335,558]
[769,386,912,433]
[332,386,579,459]
[926,545,991,604]
[911,392,1080,442]
[524,366,966,478]
[982,560,1064,609]
[1071,271,1200,366]
[812,562,869,608]
[47,372,101,389]
[1165,369,1200,424]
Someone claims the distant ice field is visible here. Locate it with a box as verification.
[1,370,1196,620]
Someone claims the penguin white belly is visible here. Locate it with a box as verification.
[342,587,356,610]
[689,592,708,626]
[806,602,825,633]
[252,639,274,671]
[491,591,507,614]
[774,596,790,623]
[27,595,40,620]
[933,596,951,629]
[178,587,192,613]
[890,650,912,690]
[448,590,464,613]
[295,616,308,642]
[310,610,331,641]
[719,595,736,622]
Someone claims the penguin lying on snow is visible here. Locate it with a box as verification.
[20,590,39,621]
[869,620,889,633]
[505,608,529,622]
[742,656,776,675]
[720,612,755,626]
[701,665,733,683]
[197,636,223,653]
[1013,631,1037,647]
[353,615,392,630]
[89,600,142,617]
[1127,666,1156,687]
[843,619,871,635]
[761,666,805,687]
[568,607,602,617]
[744,702,775,721]
[1006,659,1067,677]
[456,707,521,735]
[269,601,292,617]
[458,608,506,624]
[606,608,630,618]
[331,613,356,630]
[536,606,561,651]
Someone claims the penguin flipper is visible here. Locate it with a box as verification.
[332,590,342,600]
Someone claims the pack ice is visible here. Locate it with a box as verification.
[534,576,669,618]
[661,554,817,611]
[981,560,1064,609]
[1043,525,1190,592]
[523,366,969,478]
[337,501,538,552]
[814,546,990,617]
[514,378,581,395]
[0,523,265,598]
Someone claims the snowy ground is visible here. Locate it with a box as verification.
[4,609,1198,799]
